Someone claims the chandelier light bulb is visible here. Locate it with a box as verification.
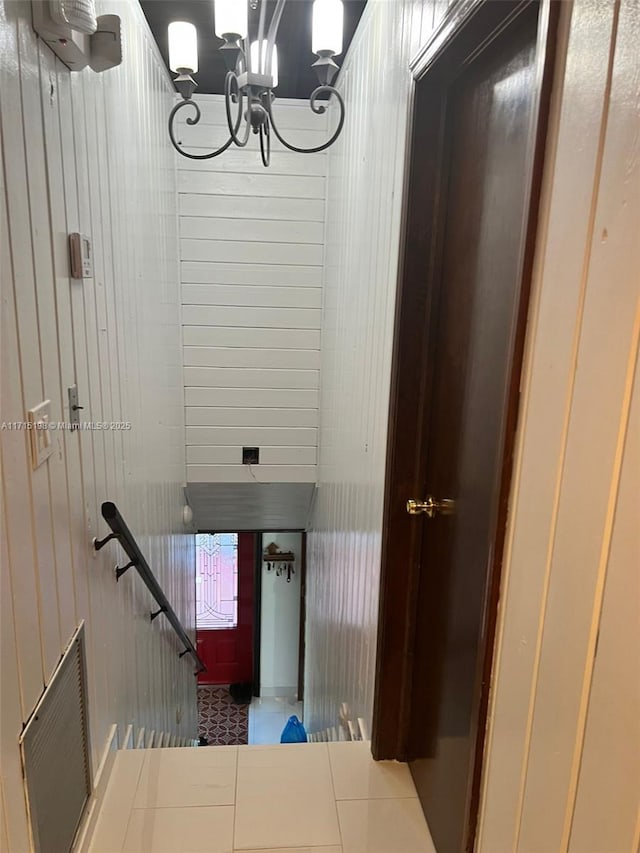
[168,21,198,74]
[214,0,248,39]
[250,40,279,88]
[312,0,344,56]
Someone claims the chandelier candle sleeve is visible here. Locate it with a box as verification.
[168,21,198,73]
[167,0,347,167]
[312,0,344,56]
[214,0,248,39]
[250,40,278,87]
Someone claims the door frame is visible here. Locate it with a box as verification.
[297,532,307,701]
[252,533,263,696]
[372,0,558,840]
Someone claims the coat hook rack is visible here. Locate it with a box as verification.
[263,542,296,582]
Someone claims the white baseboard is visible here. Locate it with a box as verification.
[259,686,298,698]
[73,724,118,853]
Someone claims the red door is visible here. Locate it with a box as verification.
[196,532,255,685]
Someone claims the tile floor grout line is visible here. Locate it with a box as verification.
[127,803,238,811]
[334,794,421,801]
[119,750,147,852]
[325,740,346,853]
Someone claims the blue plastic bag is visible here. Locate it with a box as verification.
[280,714,308,743]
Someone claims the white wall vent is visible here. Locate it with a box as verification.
[20,624,92,853]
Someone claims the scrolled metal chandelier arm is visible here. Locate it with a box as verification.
[266,86,346,154]
[168,99,235,160]
[224,71,252,148]
[259,121,271,168]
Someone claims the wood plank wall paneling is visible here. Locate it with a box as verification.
[0,1,195,848]
[178,95,327,485]
[479,2,640,850]
[304,0,421,737]
[306,1,640,851]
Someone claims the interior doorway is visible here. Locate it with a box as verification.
[373,2,558,851]
[194,529,306,745]
[194,532,255,746]
[250,532,305,744]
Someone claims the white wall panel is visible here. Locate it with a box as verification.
[180,195,325,222]
[184,346,320,370]
[184,387,319,408]
[182,284,322,310]
[179,149,327,176]
[178,95,326,486]
[184,367,319,390]
[479,3,640,851]
[0,2,195,848]
[182,305,321,329]
[178,170,325,199]
[183,327,321,350]
[180,217,324,243]
[186,427,317,447]
[305,0,418,736]
[182,262,323,286]
[567,349,640,853]
[186,408,318,428]
[181,238,323,266]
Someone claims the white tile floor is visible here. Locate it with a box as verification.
[89,740,436,853]
[248,695,304,745]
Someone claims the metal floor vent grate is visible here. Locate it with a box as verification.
[20,624,91,853]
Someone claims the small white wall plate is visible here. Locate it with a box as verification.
[27,400,56,469]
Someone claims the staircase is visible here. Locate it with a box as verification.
[307,702,371,743]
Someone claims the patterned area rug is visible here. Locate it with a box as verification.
[197,685,249,746]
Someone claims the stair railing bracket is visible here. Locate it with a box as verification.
[93,532,119,551]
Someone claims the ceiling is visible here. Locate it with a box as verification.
[186,483,317,531]
[140,0,367,100]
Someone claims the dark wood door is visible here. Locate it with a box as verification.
[372,3,558,852]
[197,532,255,685]
[409,10,541,853]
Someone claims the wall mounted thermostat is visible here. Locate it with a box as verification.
[69,233,93,279]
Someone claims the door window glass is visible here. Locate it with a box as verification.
[195,533,238,629]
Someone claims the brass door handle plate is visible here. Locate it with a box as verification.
[406,496,456,518]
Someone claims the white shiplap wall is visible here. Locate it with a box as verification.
[307,0,640,850]
[0,1,195,849]
[478,2,640,850]
[178,96,327,485]
[305,0,426,735]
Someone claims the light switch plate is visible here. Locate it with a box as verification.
[27,400,56,469]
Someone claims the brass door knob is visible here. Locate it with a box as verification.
[406,496,455,518]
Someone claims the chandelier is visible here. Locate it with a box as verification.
[167,0,346,167]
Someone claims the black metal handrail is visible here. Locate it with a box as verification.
[94,501,206,674]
